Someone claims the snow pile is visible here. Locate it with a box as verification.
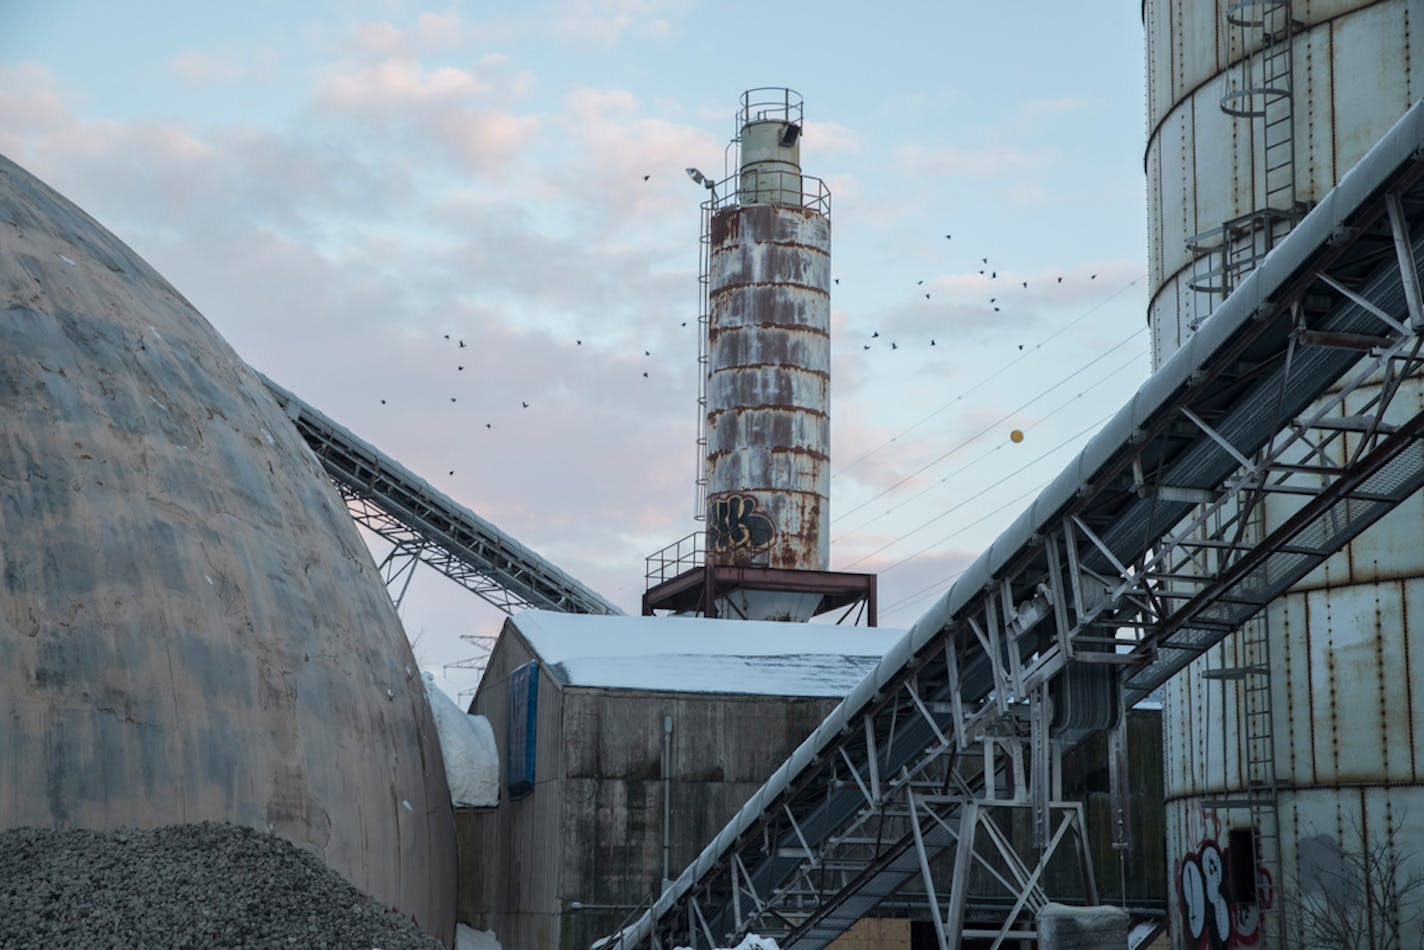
[675,937,780,950]
[456,923,503,949]
[0,822,444,949]
[1038,901,1130,948]
[513,610,903,697]
[425,672,500,807]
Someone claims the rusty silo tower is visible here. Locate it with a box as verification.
[644,88,875,624]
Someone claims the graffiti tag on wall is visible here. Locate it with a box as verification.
[1177,836,1274,949]
[708,494,776,554]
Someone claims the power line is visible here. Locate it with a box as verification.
[833,326,1145,527]
[833,274,1146,480]
[831,345,1146,543]
[841,410,1112,573]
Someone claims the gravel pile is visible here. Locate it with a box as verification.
[0,822,446,949]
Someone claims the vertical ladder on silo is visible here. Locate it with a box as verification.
[1188,0,1301,331]
[1241,606,1283,950]
[1201,498,1283,950]
[694,199,712,521]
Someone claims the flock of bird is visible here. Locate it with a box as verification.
[853,234,1099,354]
[389,172,1105,477]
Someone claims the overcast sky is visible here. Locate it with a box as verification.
[2,2,1151,702]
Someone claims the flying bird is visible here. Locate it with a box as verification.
[643,174,650,181]
[924,293,930,299]
[458,340,466,348]
[863,344,871,350]
[1057,276,1063,283]
[931,339,936,346]
[644,350,650,356]
[458,365,464,371]
[642,371,649,378]
[681,321,687,326]
[522,401,529,408]
[945,234,951,240]
[982,257,988,264]
[1091,273,1097,279]
[449,470,454,475]
[485,423,492,429]
[1022,281,1028,288]
[577,339,583,345]
[443,334,450,340]
[834,278,840,284]
[917,280,924,285]
[991,271,996,279]
[450,397,457,403]
[871,331,880,338]
[891,342,898,350]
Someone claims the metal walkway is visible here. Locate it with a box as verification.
[261,375,622,618]
[603,100,1424,949]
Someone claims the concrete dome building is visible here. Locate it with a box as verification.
[0,155,456,942]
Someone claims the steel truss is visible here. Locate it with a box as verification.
[260,376,622,618]
[605,105,1424,949]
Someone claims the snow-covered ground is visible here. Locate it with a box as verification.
[675,937,780,950]
[455,924,502,950]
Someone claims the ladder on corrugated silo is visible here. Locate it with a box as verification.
[694,198,712,521]
[1188,0,1301,331]
[1201,498,1283,950]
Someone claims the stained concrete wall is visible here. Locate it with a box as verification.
[458,619,841,950]
[1059,707,1166,907]
[458,625,567,950]
[0,154,455,943]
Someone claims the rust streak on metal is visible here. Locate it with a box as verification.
[706,405,830,420]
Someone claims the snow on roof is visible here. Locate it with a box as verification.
[509,610,904,698]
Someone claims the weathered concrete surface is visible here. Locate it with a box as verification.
[0,154,456,943]
[459,621,843,950]
[1037,902,1129,949]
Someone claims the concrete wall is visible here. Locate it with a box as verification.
[1059,708,1166,908]
[557,688,838,950]
[459,624,566,950]
[457,621,841,950]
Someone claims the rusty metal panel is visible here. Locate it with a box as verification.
[1158,106,1196,285]
[1174,0,1223,106]
[0,157,455,942]
[1145,0,1176,135]
[705,204,830,578]
[1331,3,1417,192]
[1296,24,1337,206]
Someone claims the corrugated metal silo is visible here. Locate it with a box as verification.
[704,88,832,621]
[1143,2,1424,947]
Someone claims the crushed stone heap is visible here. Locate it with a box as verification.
[0,822,444,949]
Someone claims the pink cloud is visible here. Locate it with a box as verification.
[317,59,493,109]
[553,0,687,46]
[166,49,274,85]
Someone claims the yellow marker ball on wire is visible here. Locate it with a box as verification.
[1010,429,1024,443]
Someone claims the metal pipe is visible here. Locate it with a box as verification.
[662,714,673,885]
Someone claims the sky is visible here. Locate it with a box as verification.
[1,1,1152,703]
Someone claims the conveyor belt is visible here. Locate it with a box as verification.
[605,99,1424,949]
[261,375,622,617]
